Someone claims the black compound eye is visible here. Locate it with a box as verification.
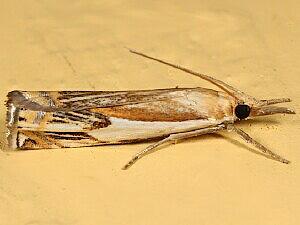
[235,104,251,119]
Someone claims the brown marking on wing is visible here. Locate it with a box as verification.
[203,91,235,120]
[52,111,111,130]
[18,131,100,149]
[91,121,110,129]
[91,99,208,122]
[113,136,168,144]
[22,139,38,149]
[19,130,55,149]
[207,98,226,120]
[91,90,236,122]
[42,134,65,148]
[44,131,98,141]
[7,88,226,112]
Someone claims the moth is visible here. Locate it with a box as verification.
[6,49,295,169]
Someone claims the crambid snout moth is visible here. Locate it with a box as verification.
[6,49,295,169]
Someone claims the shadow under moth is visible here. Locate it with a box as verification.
[5,49,295,169]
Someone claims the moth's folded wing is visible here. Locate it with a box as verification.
[7,89,190,112]
[5,89,187,149]
[57,89,195,110]
[6,88,234,149]
[16,109,111,132]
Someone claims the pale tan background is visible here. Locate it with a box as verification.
[0,1,299,225]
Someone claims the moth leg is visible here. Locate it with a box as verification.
[122,125,225,170]
[229,125,290,164]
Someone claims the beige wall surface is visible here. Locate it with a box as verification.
[0,1,299,225]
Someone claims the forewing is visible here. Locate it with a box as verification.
[16,109,111,132]
[6,88,235,150]
[7,88,191,111]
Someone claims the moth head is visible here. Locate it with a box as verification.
[234,98,295,120]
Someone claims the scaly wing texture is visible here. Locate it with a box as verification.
[7,88,190,111]
[6,88,235,149]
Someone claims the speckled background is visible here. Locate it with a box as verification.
[0,1,299,225]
